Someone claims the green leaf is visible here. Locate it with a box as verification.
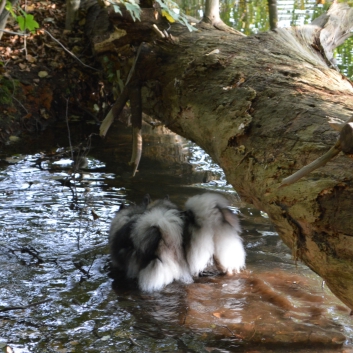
[112,4,122,15]
[155,0,196,31]
[124,1,141,22]
[17,13,39,33]
[109,0,140,21]
[5,0,16,18]
[155,0,168,9]
[16,15,25,31]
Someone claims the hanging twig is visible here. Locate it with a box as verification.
[99,44,146,176]
[100,42,145,137]
[128,82,142,176]
[99,84,130,137]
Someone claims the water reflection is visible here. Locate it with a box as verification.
[0,124,353,352]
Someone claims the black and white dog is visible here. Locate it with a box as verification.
[109,196,192,292]
[131,198,192,292]
[109,194,151,279]
[109,193,246,292]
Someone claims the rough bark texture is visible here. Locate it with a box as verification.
[87,2,353,309]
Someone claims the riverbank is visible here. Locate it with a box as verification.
[0,0,104,146]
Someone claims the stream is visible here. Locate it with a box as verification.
[0,122,353,353]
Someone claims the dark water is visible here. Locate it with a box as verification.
[0,122,352,353]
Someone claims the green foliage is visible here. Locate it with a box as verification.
[155,0,196,31]
[5,0,16,17]
[108,0,141,21]
[5,1,39,34]
[107,0,195,31]
[336,36,353,80]
[337,0,353,4]
[124,0,141,21]
[17,9,40,33]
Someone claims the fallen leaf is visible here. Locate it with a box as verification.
[26,54,36,63]
[9,136,21,142]
[38,71,48,78]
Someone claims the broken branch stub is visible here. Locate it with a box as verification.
[280,142,342,187]
[280,115,353,187]
[339,122,353,154]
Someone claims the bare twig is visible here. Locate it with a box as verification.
[235,150,252,167]
[129,126,142,177]
[12,95,28,113]
[100,44,144,137]
[43,29,98,71]
[128,83,142,176]
[0,299,52,312]
[73,261,91,278]
[65,98,74,162]
[128,336,142,347]
[100,85,130,137]
[0,29,29,36]
[152,24,165,39]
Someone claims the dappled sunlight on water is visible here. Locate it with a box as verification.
[0,128,353,352]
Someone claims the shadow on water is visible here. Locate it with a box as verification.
[0,121,353,353]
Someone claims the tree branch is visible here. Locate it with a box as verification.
[280,142,341,187]
[280,115,353,187]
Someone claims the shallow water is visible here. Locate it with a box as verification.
[0,123,353,353]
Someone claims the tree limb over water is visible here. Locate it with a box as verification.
[86,1,353,309]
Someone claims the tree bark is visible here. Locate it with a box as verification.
[87,2,353,309]
[267,0,278,30]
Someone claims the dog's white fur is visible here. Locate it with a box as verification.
[184,193,245,276]
[131,200,192,292]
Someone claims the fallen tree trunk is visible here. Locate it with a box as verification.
[87,2,353,309]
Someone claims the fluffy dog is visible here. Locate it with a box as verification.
[183,193,246,276]
[131,198,192,292]
[109,194,150,278]
[109,193,245,292]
